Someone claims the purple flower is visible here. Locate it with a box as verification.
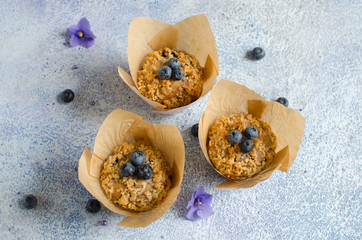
[66,17,95,48]
[186,186,213,221]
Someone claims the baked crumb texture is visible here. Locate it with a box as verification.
[100,142,172,212]
[137,47,204,109]
[207,113,277,180]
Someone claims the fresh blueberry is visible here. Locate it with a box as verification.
[244,126,258,140]
[276,97,289,107]
[168,58,181,69]
[191,123,199,137]
[172,68,184,80]
[251,47,265,60]
[86,199,101,213]
[130,150,146,166]
[120,162,135,177]
[239,140,254,153]
[22,194,37,209]
[158,66,172,79]
[227,130,243,144]
[60,89,75,103]
[138,164,153,180]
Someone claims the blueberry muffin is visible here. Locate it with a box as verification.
[137,47,204,109]
[100,141,172,212]
[207,113,277,180]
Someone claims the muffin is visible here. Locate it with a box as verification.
[207,113,277,180]
[100,141,172,212]
[199,79,305,189]
[78,109,185,227]
[118,14,219,113]
[137,47,204,109]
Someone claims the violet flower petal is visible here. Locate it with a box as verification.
[187,186,205,209]
[79,38,95,48]
[197,193,213,206]
[77,17,91,32]
[194,186,206,197]
[196,205,214,218]
[66,25,79,36]
[82,27,96,39]
[186,197,195,209]
[185,206,199,221]
[69,35,81,47]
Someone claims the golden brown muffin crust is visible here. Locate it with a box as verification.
[100,142,172,212]
[207,113,277,180]
[137,47,204,109]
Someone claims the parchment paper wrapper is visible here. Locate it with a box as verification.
[78,109,185,227]
[199,79,306,189]
[118,14,219,114]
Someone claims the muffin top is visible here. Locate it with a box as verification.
[100,141,172,212]
[207,113,277,180]
[137,47,204,109]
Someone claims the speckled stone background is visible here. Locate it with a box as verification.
[0,0,361,239]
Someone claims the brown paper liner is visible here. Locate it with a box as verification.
[118,14,219,114]
[199,79,306,189]
[78,109,185,227]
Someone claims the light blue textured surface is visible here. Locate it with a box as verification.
[0,1,361,239]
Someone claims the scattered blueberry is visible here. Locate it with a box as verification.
[172,68,184,80]
[22,194,37,209]
[130,150,146,166]
[86,199,101,213]
[158,66,172,79]
[168,58,181,69]
[276,97,289,107]
[138,164,153,180]
[101,220,107,226]
[227,130,243,144]
[244,126,258,140]
[239,140,254,153]
[60,89,75,103]
[120,162,135,177]
[251,47,265,60]
[191,123,199,137]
